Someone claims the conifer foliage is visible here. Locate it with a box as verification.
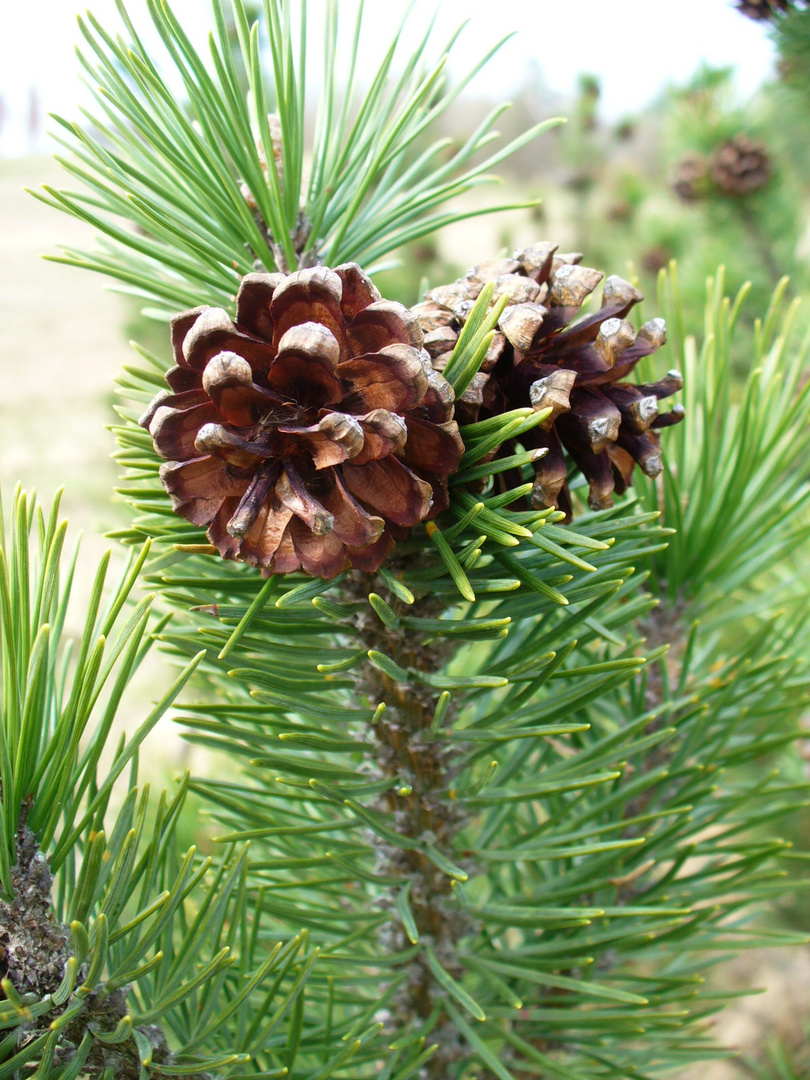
[9,1,810,1078]
[0,490,327,1079]
[109,272,810,1078]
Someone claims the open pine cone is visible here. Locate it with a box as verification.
[710,135,771,197]
[141,265,463,577]
[413,244,684,518]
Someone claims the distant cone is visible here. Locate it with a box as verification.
[413,244,683,518]
[142,265,463,577]
[641,246,671,275]
[736,0,794,19]
[710,135,772,197]
[672,152,710,203]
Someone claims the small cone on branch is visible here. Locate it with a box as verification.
[672,152,711,203]
[413,243,683,518]
[642,246,671,275]
[736,0,794,19]
[710,135,772,197]
[141,265,463,578]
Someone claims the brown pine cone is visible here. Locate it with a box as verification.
[413,244,683,519]
[736,0,793,19]
[641,246,671,276]
[141,265,463,578]
[710,134,772,197]
[672,152,710,203]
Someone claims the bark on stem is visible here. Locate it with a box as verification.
[0,810,205,1080]
[348,574,475,1077]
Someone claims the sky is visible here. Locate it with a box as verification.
[0,0,777,157]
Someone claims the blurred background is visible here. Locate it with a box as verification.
[3,1,810,1075]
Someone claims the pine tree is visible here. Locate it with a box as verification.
[5,2,810,1078]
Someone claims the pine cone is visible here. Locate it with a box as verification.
[672,152,710,203]
[641,246,671,275]
[141,265,463,577]
[413,244,683,518]
[736,0,793,19]
[710,134,772,197]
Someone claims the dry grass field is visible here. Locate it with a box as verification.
[0,154,195,768]
[0,156,126,532]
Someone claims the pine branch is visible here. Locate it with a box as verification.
[144,496,810,1078]
[34,0,561,318]
[22,0,810,1070]
[641,265,810,609]
[0,488,333,1080]
[100,261,810,1075]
